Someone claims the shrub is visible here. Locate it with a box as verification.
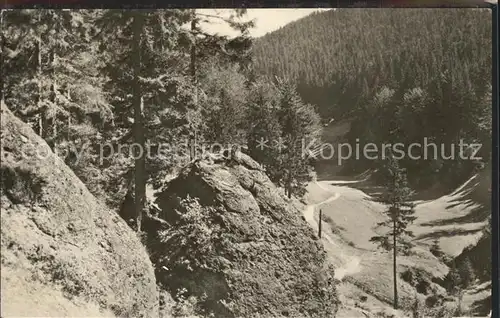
[172,288,202,317]
[445,262,463,295]
[458,257,476,288]
[408,296,424,318]
[425,292,444,308]
[430,238,444,258]
[401,268,432,295]
[445,257,476,295]
[405,294,464,318]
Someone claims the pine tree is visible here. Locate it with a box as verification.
[458,256,476,288]
[2,9,107,144]
[447,261,463,296]
[2,9,113,203]
[430,238,444,258]
[201,62,248,146]
[191,9,254,148]
[370,153,417,309]
[1,9,6,105]
[253,9,491,190]
[192,9,254,75]
[276,77,321,198]
[246,79,282,180]
[96,9,195,232]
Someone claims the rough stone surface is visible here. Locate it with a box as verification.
[0,102,158,317]
[153,152,339,318]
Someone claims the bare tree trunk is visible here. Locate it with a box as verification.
[189,17,197,160]
[318,209,322,238]
[393,218,398,309]
[132,12,146,233]
[190,15,198,160]
[190,18,196,83]
[49,48,56,140]
[0,10,5,106]
[456,291,464,315]
[36,22,46,138]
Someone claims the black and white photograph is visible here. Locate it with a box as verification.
[0,6,496,317]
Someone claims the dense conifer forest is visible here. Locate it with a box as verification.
[253,9,492,190]
[1,8,493,317]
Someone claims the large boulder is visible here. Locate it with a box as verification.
[0,102,158,317]
[152,152,339,318]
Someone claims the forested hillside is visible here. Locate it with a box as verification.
[1,9,332,316]
[1,9,319,212]
[254,9,492,191]
[1,8,493,317]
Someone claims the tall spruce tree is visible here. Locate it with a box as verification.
[191,9,254,75]
[96,9,196,232]
[458,256,476,288]
[370,152,417,309]
[190,10,254,148]
[246,79,282,180]
[201,62,248,146]
[2,9,107,144]
[276,77,321,198]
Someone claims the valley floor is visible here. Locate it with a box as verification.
[303,177,490,318]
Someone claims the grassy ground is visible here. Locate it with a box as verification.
[319,176,487,257]
[304,173,490,317]
[306,116,491,317]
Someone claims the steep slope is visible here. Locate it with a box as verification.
[253,9,491,119]
[315,120,492,257]
[0,102,158,317]
[411,165,491,257]
[254,9,491,193]
[150,152,339,318]
[448,165,492,316]
[304,167,492,316]
[310,181,447,299]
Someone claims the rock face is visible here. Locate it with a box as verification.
[0,103,158,317]
[153,152,339,317]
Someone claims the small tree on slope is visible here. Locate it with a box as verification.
[370,153,417,309]
[276,77,321,198]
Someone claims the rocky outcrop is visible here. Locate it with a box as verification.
[152,152,339,317]
[0,103,158,317]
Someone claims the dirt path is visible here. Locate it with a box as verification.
[303,181,362,280]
